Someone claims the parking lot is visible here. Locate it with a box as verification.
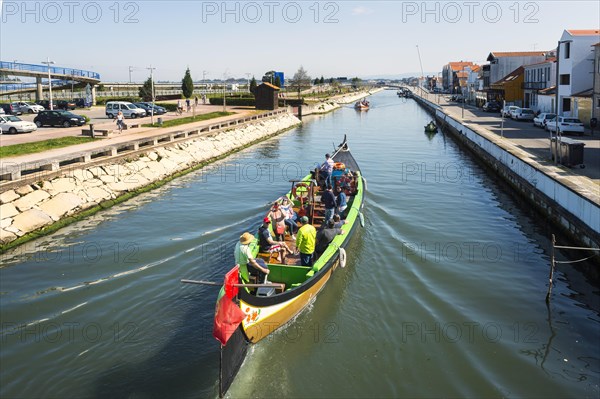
[0,102,238,146]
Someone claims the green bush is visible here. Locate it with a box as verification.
[96,97,141,105]
[155,102,178,111]
[209,97,255,106]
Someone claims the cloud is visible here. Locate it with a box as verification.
[352,6,373,16]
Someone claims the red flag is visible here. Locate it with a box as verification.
[224,265,239,299]
[213,266,245,345]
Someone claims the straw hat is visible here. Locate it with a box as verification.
[240,232,255,244]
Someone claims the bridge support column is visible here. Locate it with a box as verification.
[91,85,97,105]
[36,77,43,101]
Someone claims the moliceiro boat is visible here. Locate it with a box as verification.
[184,136,365,397]
[354,99,370,110]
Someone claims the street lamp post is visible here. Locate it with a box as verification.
[41,57,55,110]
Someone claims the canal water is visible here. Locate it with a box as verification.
[1,90,598,398]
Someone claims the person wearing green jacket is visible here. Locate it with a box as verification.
[295,216,316,266]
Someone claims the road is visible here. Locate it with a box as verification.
[427,94,600,182]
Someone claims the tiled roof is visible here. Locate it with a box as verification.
[448,61,474,71]
[525,58,556,67]
[566,29,600,36]
[539,86,556,95]
[259,82,280,90]
[491,66,524,86]
[487,51,547,61]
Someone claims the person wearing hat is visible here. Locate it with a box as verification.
[235,232,269,283]
[296,216,316,266]
[258,216,292,264]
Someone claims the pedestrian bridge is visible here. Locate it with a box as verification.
[0,61,101,97]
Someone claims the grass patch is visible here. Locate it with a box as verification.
[142,111,234,128]
[0,137,97,158]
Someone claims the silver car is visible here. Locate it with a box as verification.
[13,101,45,113]
[533,113,556,128]
[512,108,535,121]
[0,115,38,134]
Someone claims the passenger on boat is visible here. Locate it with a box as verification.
[258,217,292,264]
[321,185,337,225]
[336,186,347,216]
[318,153,334,189]
[268,202,287,241]
[332,214,348,229]
[279,197,298,240]
[296,216,316,266]
[315,219,344,257]
[235,232,270,283]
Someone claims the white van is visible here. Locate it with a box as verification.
[105,101,146,119]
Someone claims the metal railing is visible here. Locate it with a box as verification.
[0,61,100,80]
[0,109,291,185]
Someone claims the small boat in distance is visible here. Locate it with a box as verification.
[182,136,365,397]
[424,120,438,133]
[354,99,370,110]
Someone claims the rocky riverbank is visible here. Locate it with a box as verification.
[301,88,384,116]
[0,112,301,250]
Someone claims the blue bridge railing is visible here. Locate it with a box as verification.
[0,61,100,80]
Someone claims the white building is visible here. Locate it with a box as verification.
[523,58,556,112]
[487,51,548,85]
[556,29,600,116]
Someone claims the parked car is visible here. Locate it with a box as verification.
[0,107,5,115]
[56,100,76,110]
[512,108,535,121]
[501,105,519,118]
[135,102,167,115]
[0,103,23,115]
[0,115,37,134]
[482,101,501,112]
[533,113,556,128]
[105,101,146,118]
[73,98,87,108]
[35,100,51,109]
[546,116,585,135]
[13,101,45,113]
[508,107,523,119]
[34,110,86,128]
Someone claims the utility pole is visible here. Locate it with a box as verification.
[129,66,134,83]
[203,70,207,94]
[147,65,156,125]
[416,45,425,99]
[246,72,251,93]
[41,57,55,110]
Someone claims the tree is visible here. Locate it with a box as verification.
[288,66,311,98]
[320,76,324,84]
[351,77,362,89]
[139,77,155,101]
[314,77,320,85]
[273,75,281,88]
[329,77,334,84]
[181,68,194,99]
[249,77,257,94]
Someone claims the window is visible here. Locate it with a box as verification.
[559,74,570,85]
[564,42,571,59]
[597,98,600,108]
[562,98,571,112]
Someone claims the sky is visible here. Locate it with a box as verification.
[1,0,599,82]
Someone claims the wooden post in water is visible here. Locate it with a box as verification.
[546,234,556,303]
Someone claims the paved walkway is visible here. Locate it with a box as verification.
[0,106,261,166]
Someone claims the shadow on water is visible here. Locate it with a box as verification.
[92,288,220,398]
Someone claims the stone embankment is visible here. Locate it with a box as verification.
[0,112,301,249]
[301,88,384,116]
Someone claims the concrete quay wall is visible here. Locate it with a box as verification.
[413,94,599,249]
[0,112,301,250]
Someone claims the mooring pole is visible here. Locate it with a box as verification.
[545,234,556,303]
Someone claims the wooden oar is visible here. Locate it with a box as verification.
[180,279,284,290]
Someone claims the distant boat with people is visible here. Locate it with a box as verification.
[354,99,370,110]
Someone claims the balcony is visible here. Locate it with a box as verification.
[522,81,549,90]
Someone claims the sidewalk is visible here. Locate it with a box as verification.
[1,107,259,165]
[427,93,600,184]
